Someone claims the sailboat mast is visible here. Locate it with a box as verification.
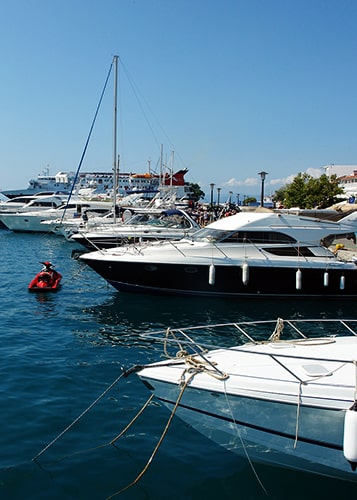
[160,144,163,186]
[170,150,174,187]
[113,55,118,220]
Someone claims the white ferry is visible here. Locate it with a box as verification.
[2,167,193,201]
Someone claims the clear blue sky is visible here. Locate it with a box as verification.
[1,0,357,201]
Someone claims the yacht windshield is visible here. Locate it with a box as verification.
[191,228,297,244]
[191,228,229,242]
[127,212,191,228]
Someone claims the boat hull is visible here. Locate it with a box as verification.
[82,259,357,298]
[138,332,357,482]
[142,379,356,482]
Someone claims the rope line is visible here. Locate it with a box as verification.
[107,371,197,499]
[36,393,155,467]
[223,380,269,496]
[294,382,302,448]
[32,370,126,462]
[110,393,154,445]
[60,58,114,224]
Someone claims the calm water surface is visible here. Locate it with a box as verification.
[0,230,356,499]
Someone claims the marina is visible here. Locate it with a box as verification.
[1,33,357,500]
[3,2,357,497]
[1,229,357,498]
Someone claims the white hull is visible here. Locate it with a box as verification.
[149,380,352,480]
[0,200,111,232]
[138,320,357,481]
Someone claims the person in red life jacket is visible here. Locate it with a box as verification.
[28,261,62,290]
[40,261,62,286]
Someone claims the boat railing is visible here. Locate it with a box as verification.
[140,318,357,362]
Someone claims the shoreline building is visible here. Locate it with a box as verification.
[323,164,357,199]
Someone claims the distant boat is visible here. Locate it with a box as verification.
[0,198,112,233]
[0,193,64,228]
[70,208,201,249]
[0,192,9,202]
[1,168,76,198]
[0,193,65,215]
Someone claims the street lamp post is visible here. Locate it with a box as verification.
[217,187,221,206]
[210,183,215,208]
[258,171,268,207]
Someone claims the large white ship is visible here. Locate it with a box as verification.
[1,167,193,201]
[76,168,191,200]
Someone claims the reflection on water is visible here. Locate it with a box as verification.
[89,292,357,325]
[79,291,357,349]
[33,292,56,304]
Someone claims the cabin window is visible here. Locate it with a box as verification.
[221,231,296,244]
[192,229,297,244]
[264,246,315,256]
[30,201,58,208]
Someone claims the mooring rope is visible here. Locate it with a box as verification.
[32,370,127,462]
[293,359,353,448]
[107,370,198,499]
[32,351,225,497]
[110,393,155,445]
[268,317,284,342]
[107,353,229,497]
[222,380,269,496]
[294,381,302,448]
[107,370,197,500]
[164,327,228,380]
[35,392,155,467]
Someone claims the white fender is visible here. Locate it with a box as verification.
[343,402,357,468]
[340,275,345,290]
[208,264,215,285]
[296,269,302,290]
[242,262,249,285]
[323,272,329,287]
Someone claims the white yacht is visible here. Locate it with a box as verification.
[137,318,357,482]
[0,198,111,232]
[80,209,357,299]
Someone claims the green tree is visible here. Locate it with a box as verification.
[274,173,344,209]
[243,196,257,206]
[188,182,205,202]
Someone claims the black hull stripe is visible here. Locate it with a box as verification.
[156,396,342,452]
[109,280,357,300]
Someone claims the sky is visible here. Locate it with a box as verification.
[1,0,357,201]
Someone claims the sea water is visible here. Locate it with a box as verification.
[0,229,356,499]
